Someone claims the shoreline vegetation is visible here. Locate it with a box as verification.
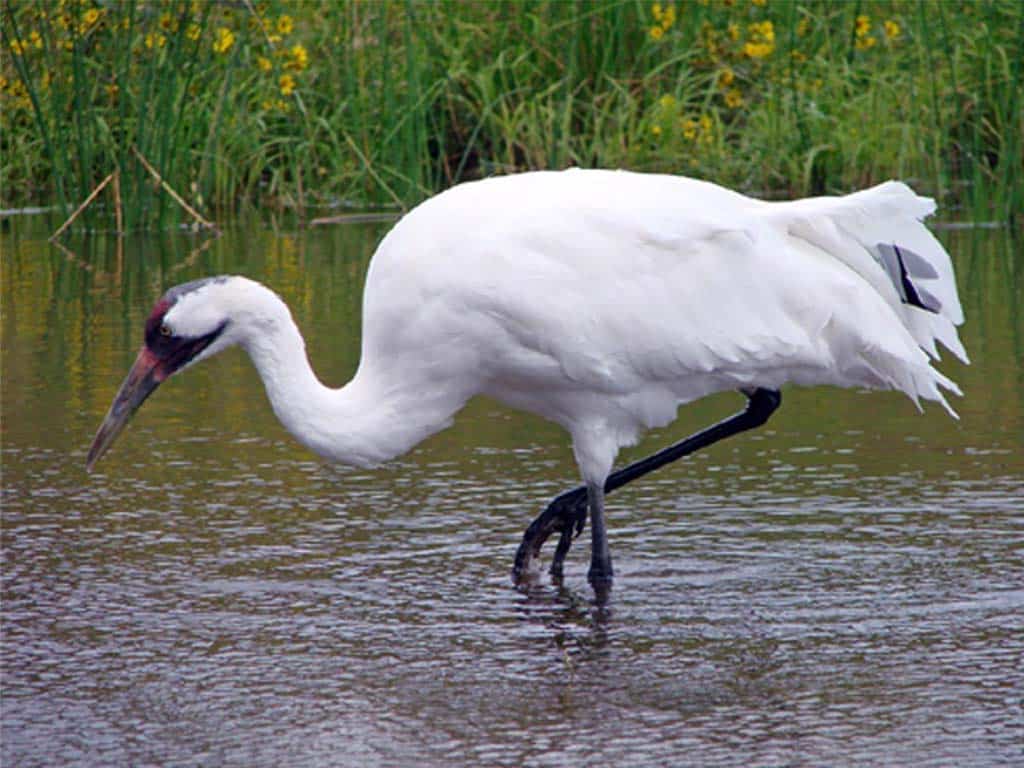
[2,0,1021,232]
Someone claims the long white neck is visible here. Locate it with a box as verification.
[234,285,453,468]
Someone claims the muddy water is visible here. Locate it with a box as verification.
[2,218,1022,766]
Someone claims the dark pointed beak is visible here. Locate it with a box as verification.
[86,347,166,471]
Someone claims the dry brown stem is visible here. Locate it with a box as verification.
[48,172,115,241]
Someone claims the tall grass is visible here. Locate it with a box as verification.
[3,1,227,229]
[2,0,1021,230]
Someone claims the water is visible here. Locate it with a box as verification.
[2,217,1023,767]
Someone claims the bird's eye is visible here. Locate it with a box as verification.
[160,323,172,337]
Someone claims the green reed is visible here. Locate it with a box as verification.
[1,0,1021,231]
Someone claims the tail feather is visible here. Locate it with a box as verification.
[922,366,962,419]
[904,308,940,360]
[834,182,964,325]
[761,180,968,413]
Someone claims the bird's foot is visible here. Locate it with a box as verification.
[587,567,613,606]
[511,486,588,582]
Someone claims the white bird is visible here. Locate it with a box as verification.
[86,169,968,599]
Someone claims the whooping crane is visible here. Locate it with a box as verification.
[86,169,968,600]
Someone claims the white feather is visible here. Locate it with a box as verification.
[760,180,967,361]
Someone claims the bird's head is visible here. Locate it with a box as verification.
[86,275,251,471]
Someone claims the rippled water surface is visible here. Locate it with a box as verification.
[3,219,1023,766]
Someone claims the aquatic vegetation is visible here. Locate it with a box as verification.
[1,0,1020,228]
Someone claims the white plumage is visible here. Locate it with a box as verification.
[87,169,967,597]
[358,170,965,478]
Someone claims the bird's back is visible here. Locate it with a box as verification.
[357,169,966,480]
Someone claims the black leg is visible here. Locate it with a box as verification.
[512,388,781,582]
[586,482,613,603]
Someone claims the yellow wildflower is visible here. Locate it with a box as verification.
[145,32,166,49]
[797,18,810,37]
[159,12,174,31]
[213,27,235,54]
[727,23,740,41]
[81,8,100,29]
[649,25,664,41]
[724,88,743,108]
[752,0,766,6]
[718,67,735,88]
[661,5,676,29]
[681,118,698,141]
[288,44,309,71]
[279,73,295,96]
[651,124,663,137]
[186,23,200,41]
[257,56,272,72]
[659,94,676,109]
[652,2,663,21]
[9,39,26,56]
[855,35,877,50]
[276,15,293,35]
[743,20,775,59]
[28,30,43,49]
[884,20,901,39]
[855,15,870,36]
